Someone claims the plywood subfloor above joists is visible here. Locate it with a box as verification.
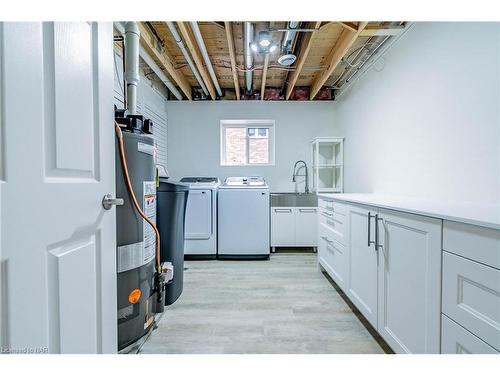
[140,21,406,100]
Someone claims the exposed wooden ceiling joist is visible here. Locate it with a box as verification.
[310,22,368,100]
[337,22,359,32]
[138,22,192,100]
[211,22,225,29]
[261,54,269,100]
[285,21,322,100]
[224,21,240,100]
[176,22,217,100]
[360,25,405,37]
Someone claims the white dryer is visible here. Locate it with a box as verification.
[217,177,270,259]
[180,177,220,259]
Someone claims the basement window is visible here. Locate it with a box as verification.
[220,120,275,166]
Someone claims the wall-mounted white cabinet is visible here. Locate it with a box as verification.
[311,137,344,193]
[271,207,318,248]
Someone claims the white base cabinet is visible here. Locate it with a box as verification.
[441,314,498,354]
[441,222,500,352]
[271,207,317,247]
[271,208,296,247]
[318,196,443,354]
[318,199,349,291]
[319,226,348,291]
[318,196,499,354]
[377,208,442,354]
[346,204,378,329]
[296,208,319,246]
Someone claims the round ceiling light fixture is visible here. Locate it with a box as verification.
[250,31,278,54]
[278,54,297,66]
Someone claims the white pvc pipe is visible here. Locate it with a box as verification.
[125,22,140,114]
[166,22,208,96]
[189,22,223,97]
[139,46,183,101]
[244,22,254,93]
[113,21,125,35]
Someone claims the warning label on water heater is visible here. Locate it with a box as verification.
[143,181,157,263]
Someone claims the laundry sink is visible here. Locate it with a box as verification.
[270,192,318,207]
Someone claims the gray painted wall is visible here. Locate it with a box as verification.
[165,101,337,192]
[333,22,500,206]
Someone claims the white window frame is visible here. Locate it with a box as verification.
[220,119,275,166]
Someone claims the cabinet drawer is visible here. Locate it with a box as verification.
[332,201,348,216]
[319,212,346,246]
[318,197,334,212]
[443,220,500,269]
[318,198,348,216]
[441,314,498,354]
[318,228,347,291]
[442,252,500,351]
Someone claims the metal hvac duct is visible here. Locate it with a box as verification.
[124,22,140,114]
[166,22,209,96]
[189,22,223,97]
[281,21,299,53]
[244,22,254,93]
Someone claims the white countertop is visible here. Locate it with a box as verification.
[317,193,500,230]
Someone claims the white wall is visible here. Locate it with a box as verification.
[166,101,336,192]
[333,22,500,206]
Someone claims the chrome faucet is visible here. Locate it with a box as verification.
[292,160,309,194]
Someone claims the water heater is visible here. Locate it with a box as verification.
[115,111,158,351]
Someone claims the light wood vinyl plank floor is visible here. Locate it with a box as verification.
[139,253,389,354]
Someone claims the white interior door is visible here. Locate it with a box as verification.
[185,190,212,240]
[0,22,116,353]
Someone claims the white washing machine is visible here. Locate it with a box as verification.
[217,177,270,259]
[180,177,220,259]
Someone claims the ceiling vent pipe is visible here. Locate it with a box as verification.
[281,21,299,53]
[243,22,254,93]
[125,22,140,114]
[189,22,223,97]
[277,22,299,66]
[166,22,209,97]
